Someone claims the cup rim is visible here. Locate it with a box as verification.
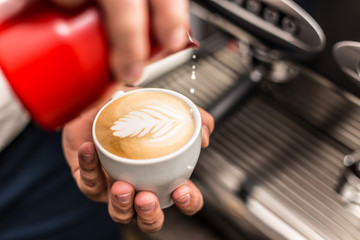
[92,88,202,165]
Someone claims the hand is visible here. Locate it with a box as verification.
[53,0,190,84]
[62,85,215,233]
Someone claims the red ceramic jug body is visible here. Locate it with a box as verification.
[0,2,198,130]
[0,3,109,130]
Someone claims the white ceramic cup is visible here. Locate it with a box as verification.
[92,88,202,208]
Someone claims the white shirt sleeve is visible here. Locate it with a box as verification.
[0,68,30,151]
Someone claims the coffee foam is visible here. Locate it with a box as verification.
[95,91,195,159]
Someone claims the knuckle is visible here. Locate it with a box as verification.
[109,206,134,224]
[79,182,105,200]
[80,169,105,190]
[141,224,162,233]
[79,163,98,173]
[137,213,164,231]
[80,172,99,186]
[140,217,158,226]
[110,214,133,224]
[182,200,203,216]
[115,43,146,61]
[182,208,198,216]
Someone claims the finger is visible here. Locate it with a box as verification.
[108,181,135,224]
[77,142,108,202]
[98,0,149,83]
[172,180,203,216]
[150,0,190,51]
[134,192,164,233]
[198,107,215,148]
[51,0,87,8]
[0,0,35,23]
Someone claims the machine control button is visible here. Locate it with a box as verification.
[281,15,299,35]
[245,0,262,15]
[263,6,280,25]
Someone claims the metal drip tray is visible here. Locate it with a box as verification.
[143,45,360,239]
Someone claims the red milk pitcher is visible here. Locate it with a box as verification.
[0,2,197,130]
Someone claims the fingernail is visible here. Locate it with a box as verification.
[124,63,143,82]
[176,193,191,206]
[202,125,210,137]
[81,154,93,163]
[139,202,156,213]
[201,125,210,147]
[169,27,187,49]
[116,193,132,204]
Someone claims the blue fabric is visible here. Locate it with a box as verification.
[0,123,120,240]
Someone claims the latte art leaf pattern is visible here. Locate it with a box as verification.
[111,105,192,142]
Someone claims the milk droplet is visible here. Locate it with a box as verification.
[190,55,197,95]
[191,71,196,80]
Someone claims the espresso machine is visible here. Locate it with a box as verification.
[140,1,360,239]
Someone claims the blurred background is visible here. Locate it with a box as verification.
[124,0,360,239]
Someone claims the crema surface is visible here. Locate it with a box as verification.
[95,91,195,159]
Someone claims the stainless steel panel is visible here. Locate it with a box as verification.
[143,43,360,239]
